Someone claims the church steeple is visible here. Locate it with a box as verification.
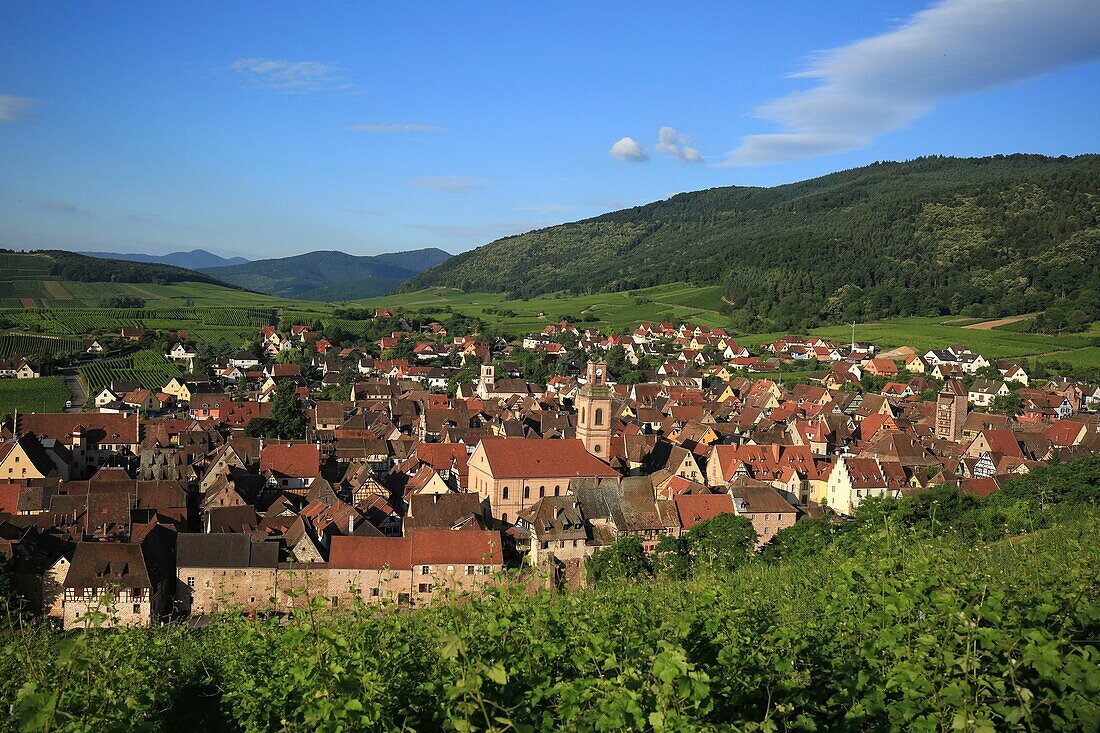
[576,360,612,458]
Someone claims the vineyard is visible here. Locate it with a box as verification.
[0,333,82,358]
[2,460,1098,731]
[77,350,184,393]
[0,306,274,336]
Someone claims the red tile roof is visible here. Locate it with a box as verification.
[478,438,619,480]
[674,493,736,530]
[260,443,321,478]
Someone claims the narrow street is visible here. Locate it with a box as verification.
[62,369,87,412]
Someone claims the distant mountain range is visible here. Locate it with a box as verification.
[81,248,249,269]
[201,248,452,300]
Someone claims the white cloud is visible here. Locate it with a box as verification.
[229,58,356,92]
[609,136,649,162]
[411,175,488,193]
[347,123,443,133]
[0,94,37,122]
[656,126,704,163]
[721,0,1100,166]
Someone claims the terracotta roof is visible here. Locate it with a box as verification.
[260,443,321,478]
[409,529,504,565]
[674,493,736,531]
[478,438,618,480]
[19,413,139,445]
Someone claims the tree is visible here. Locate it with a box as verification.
[652,534,691,579]
[684,514,757,573]
[588,537,651,584]
[991,392,1021,415]
[247,380,307,439]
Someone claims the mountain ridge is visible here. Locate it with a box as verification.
[80,248,249,269]
[202,247,452,300]
[404,154,1100,331]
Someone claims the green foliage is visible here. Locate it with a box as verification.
[406,155,1100,331]
[246,380,307,439]
[0,376,70,418]
[588,536,652,583]
[682,514,758,573]
[4,516,1098,731]
[99,295,146,308]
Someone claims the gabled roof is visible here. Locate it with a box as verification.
[477,438,618,480]
[64,542,150,588]
[260,443,321,478]
[176,533,279,568]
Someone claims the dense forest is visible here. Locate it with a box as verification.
[3,249,233,287]
[405,155,1100,332]
[2,459,1098,731]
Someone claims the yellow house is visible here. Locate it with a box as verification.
[0,433,65,481]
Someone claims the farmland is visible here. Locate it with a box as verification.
[77,350,185,393]
[0,274,1097,369]
[0,376,69,417]
[351,286,1099,367]
[0,334,82,358]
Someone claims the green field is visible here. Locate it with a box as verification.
[347,286,1098,367]
[0,333,83,358]
[1,276,1097,369]
[0,376,69,416]
[78,350,185,393]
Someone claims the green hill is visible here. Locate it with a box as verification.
[202,248,452,299]
[405,154,1100,332]
[0,250,239,308]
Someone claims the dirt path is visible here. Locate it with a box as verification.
[961,313,1038,331]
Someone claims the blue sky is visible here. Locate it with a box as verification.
[1,0,1098,260]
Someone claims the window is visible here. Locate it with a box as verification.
[595,408,604,426]
[331,597,339,608]
[554,486,560,496]
[133,604,141,614]
[370,587,381,597]
[466,565,475,575]
[502,486,509,499]
[523,486,530,499]
[539,486,545,497]
[418,583,433,593]
[186,577,195,588]
[421,565,430,575]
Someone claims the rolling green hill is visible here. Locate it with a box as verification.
[405,154,1100,332]
[0,250,239,308]
[202,248,452,299]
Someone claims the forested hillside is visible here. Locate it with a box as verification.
[2,250,233,287]
[406,155,1100,332]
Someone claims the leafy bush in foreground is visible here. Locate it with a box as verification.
[4,515,1098,732]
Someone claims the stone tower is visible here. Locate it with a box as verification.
[935,380,968,442]
[576,360,612,458]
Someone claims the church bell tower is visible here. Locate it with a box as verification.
[576,360,612,458]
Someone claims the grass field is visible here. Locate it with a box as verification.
[349,287,1099,367]
[0,275,1097,369]
[0,376,69,416]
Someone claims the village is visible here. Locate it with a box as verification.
[1,311,1098,629]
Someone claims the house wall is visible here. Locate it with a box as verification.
[176,567,278,615]
[63,588,151,630]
